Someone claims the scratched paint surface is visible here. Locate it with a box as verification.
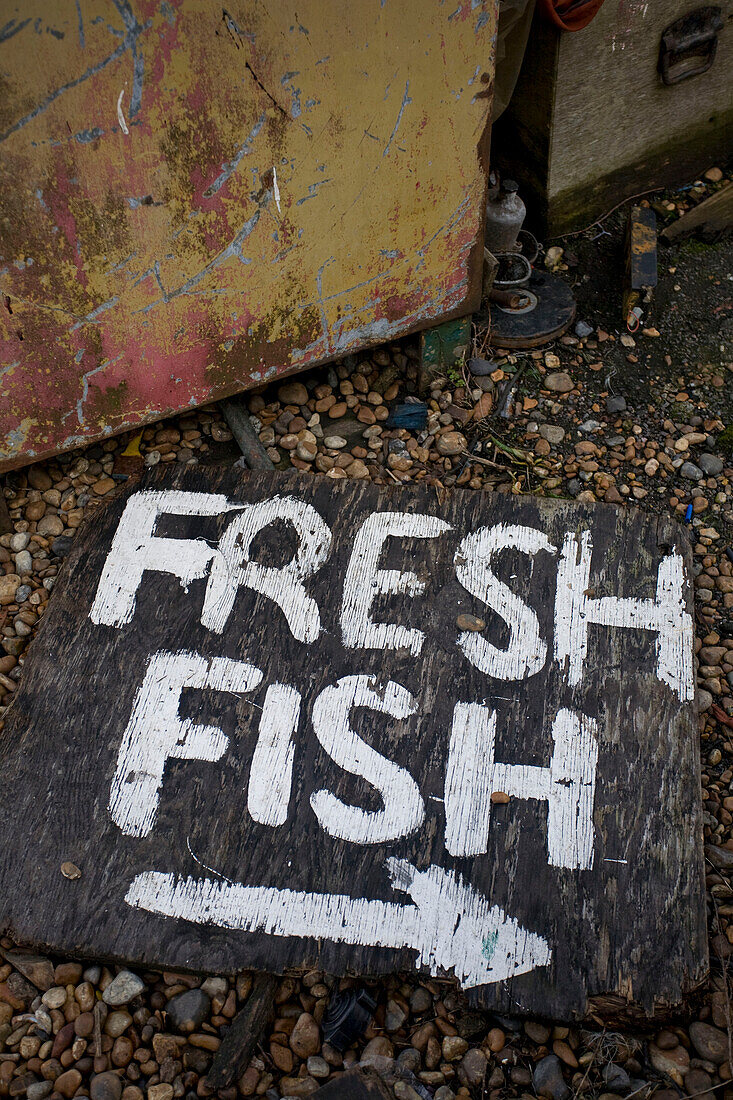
[0,0,496,469]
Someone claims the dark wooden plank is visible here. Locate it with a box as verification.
[661,182,733,242]
[220,399,275,471]
[205,972,277,1089]
[0,467,706,1022]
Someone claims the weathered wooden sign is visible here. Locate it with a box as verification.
[0,468,706,1019]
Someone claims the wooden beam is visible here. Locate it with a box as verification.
[220,398,275,471]
[205,973,277,1089]
[661,183,733,242]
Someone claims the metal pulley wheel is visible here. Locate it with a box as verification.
[538,0,606,31]
[489,270,576,348]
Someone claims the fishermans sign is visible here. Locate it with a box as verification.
[0,468,706,1019]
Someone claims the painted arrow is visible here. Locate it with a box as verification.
[125,858,551,988]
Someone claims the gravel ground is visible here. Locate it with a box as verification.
[0,172,732,1100]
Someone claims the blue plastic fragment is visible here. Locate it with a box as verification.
[685,504,693,523]
[386,402,428,429]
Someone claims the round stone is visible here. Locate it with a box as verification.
[42,986,68,1009]
[37,514,64,537]
[102,971,145,1006]
[0,574,20,605]
[14,550,32,575]
[306,1057,330,1079]
[147,1086,174,1100]
[539,425,566,445]
[456,614,485,632]
[278,382,309,406]
[409,987,432,1014]
[323,436,347,449]
[459,1049,487,1087]
[689,1021,729,1063]
[436,431,467,457]
[165,989,210,1032]
[384,998,406,1032]
[90,1072,123,1100]
[296,441,317,462]
[648,1042,689,1084]
[25,501,46,521]
[55,1069,82,1098]
[111,1035,134,1067]
[104,1010,132,1038]
[74,1012,95,1038]
[544,372,574,394]
[699,453,724,476]
[397,1049,421,1074]
[27,1084,53,1100]
[442,1036,469,1061]
[289,1012,320,1058]
[533,1054,570,1100]
[361,1037,394,1063]
[28,467,53,491]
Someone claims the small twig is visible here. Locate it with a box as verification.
[571,1034,600,1100]
[458,450,506,471]
[93,1001,103,1058]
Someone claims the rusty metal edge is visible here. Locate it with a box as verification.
[1,107,493,476]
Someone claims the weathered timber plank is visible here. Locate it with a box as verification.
[220,400,275,472]
[205,973,277,1088]
[661,183,733,242]
[0,467,706,1021]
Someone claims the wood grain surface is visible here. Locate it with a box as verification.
[0,467,706,1021]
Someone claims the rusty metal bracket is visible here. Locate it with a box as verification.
[624,206,657,329]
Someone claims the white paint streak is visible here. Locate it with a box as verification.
[109,650,263,837]
[117,88,129,135]
[201,496,331,642]
[454,524,556,680]
[125,857,551,988]
[247,683,301,828]
[310,675,424,844]
[341,511,451,656]
[90,490,234,627]
[554,531,694,700]
[272,165,281,212]
[444,703,598,869]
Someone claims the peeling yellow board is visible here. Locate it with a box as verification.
[0,0,496,468]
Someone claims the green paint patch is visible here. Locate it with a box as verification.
[481,930,499,961]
